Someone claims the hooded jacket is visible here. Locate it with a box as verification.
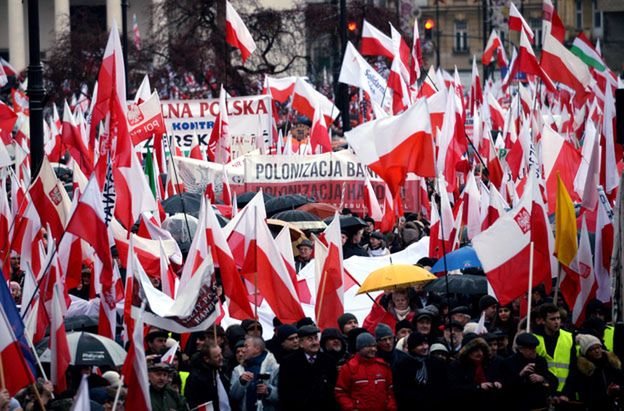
[567,350,624,411]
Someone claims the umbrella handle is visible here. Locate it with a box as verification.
[346,270,378,305]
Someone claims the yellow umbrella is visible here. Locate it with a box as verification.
[357,264,437,295]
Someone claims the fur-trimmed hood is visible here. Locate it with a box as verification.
[577,351,622,377]
[458,337,491,362]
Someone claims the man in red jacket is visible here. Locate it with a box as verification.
[335,332,397,411]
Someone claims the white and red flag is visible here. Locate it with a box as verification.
[505,30,556,92]
[410,18,423,85]
[469,56,483,114]
[292,77,339,124]
[132,14,141,51]
[594,186,614,302]
[363,177,383,223]
[121,305,151,411]
[360,20,394,59]
[50,283,70,393]
[388,57,410,114]
[560,216,597,326]
[62,101,93,175]
[208,86,231,164]
[309,107,332,153]
[509,2,535,43]
[315,213,344,330]
[28,156,72,242]
[263,76,297,103]
[225,0,257,63]
[543,0,566,43]
[160,341,179,364]
[345,98,435,197]
[472,172,557,305]
[540,31,591,98]
[482,30,508,67]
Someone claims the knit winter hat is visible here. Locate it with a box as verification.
[479,295,498,311]
[374,323,394,340]
[277,325,298,344]
[356,332,377,351]
[337,313,357,332]
[407,332,428,351]
[576,333,602,356]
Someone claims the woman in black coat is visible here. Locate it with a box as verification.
[567,334,624,411]
[447,334,504,411]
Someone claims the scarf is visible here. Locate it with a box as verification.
[394,307,411,321]
[413,356,428,385]
[473,360,487,384]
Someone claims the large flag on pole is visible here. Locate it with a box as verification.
[225,0,257,63]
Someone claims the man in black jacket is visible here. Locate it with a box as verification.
[185,343,231,411]
[278,325,338,411]
[501,332,558,411]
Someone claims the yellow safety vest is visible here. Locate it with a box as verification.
[604,325,615,352]
[180,370,190,396]
[535,329,573,392]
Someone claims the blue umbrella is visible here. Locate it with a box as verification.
[430,246,482,273]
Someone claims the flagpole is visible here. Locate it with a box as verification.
[553,264,562,305]
[526,241,534,333]
[111,375,125,411]
[0,352,4,390]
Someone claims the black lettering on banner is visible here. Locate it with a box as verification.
[346,161,355,177]
[256,164,264,179]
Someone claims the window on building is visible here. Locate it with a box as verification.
[576,0,583,30]
[454,21,468,53]
[593,0,602,28]
[530,19,543,49]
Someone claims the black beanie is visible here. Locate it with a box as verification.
[479,295,498,311]
[407,332,428,351]
[337,313,357,332]
[277,325,298,344]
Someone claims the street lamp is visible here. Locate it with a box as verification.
[27,0,45,178]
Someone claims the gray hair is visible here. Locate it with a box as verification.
[246,335,265,351]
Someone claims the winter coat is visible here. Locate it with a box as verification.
[500,352,557,411]
[278,350,338,411]
[149,384,188,411]
[185,353,231,410]
[447,337,504,411]
[568,351,624,411]
[362,294,415,334]
[335,353,397,411]
[393,354,448,411]
[230,351,279,411]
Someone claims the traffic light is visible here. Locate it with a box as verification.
[347,21,358,33]
[424,19,435,41]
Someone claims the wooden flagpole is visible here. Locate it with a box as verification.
[526,241,535,333]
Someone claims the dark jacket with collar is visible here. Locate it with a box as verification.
[185,353,231,410]
[278,349,339,411]
[500,352,557,411]
[393,353,448,411]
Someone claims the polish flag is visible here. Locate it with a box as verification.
[0,294,35,395]
[436,85,467,193]
[480,182,508,231]
[541,31,591,98]
[482,30,508,67]
[204,200,254,320]
[507,30,556,92]
[28,156,72,242]
[469,56,483,114]
[159,240,177,298]
[160,340,179,364]
[189,131,206,161]
[72,375,91,410]
[360,20,394,59]
[460,171,482,240]
[0,64,7,87]
[263,76,297,103]
[363,177,383,223]
[275,227,311,304]
[543,0,566,43]
[509,2,535,43]
[388,57,410,114]
[62,101,93,175]
[315,213,344,330]
[180,196,213,285]
[292,77,339,124]
[428,181,456,259]
[390,24,411,83]
[560,216,597,326]
[380,184,396,234]
[602,82,619,194]
[540,124,582,214]
[0,175,12,262]
[127,91,166,145]
[0,101,18,144]
[194,403,215,411]
[410,18,423,85]
[225,0,257,63]
[207,86,231,164]
[472,172,556,305]
[50,284,71,393]
[65,176,114,289]
[309,107,332,153]
[121,307,151,411]
[345,98,435,197]
[594,186,613,302]
[0,57,16,77]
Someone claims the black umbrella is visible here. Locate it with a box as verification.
[36,331,127,367]
[424,274,487,295]
[271,210,326,230]
[161,192,202,217]
[265,194,313,215]
[323,215,368,231]
[237,191,274,208]
[63,315,99,333]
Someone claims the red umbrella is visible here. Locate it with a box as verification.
[296,202,339,219]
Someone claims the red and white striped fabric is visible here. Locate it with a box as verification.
[410,18,422,85]
[50,283,70,393]
[315,213,344,330]
[28,156,72,242]
[363,177,383,223]
[380,184,396,234]
[505,30,556,92]
[472,173,556,305]
[390,24,411,83]
[482,30,508,67]
[275,227,310,304]
[388,57,410,114]
[62,101,92,175]
[509,2,534,43]
[225,0,257,63]
[480,182,508,231]
[360,20,394,59]
[469,56,483,114]
[0,57,16,76]
[594,186,614,303]
[0,299,35,396]
[543,0,566,43]
[160,341,179,364]
[208,86,231,164]
[428,184,456,259]
[345,98,435,197]
[460,171,482,240]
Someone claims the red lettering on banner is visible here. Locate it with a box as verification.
[232,100,242,115]
[256,100,267,114]
[180,104,192,118]
[199,102,210,117]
